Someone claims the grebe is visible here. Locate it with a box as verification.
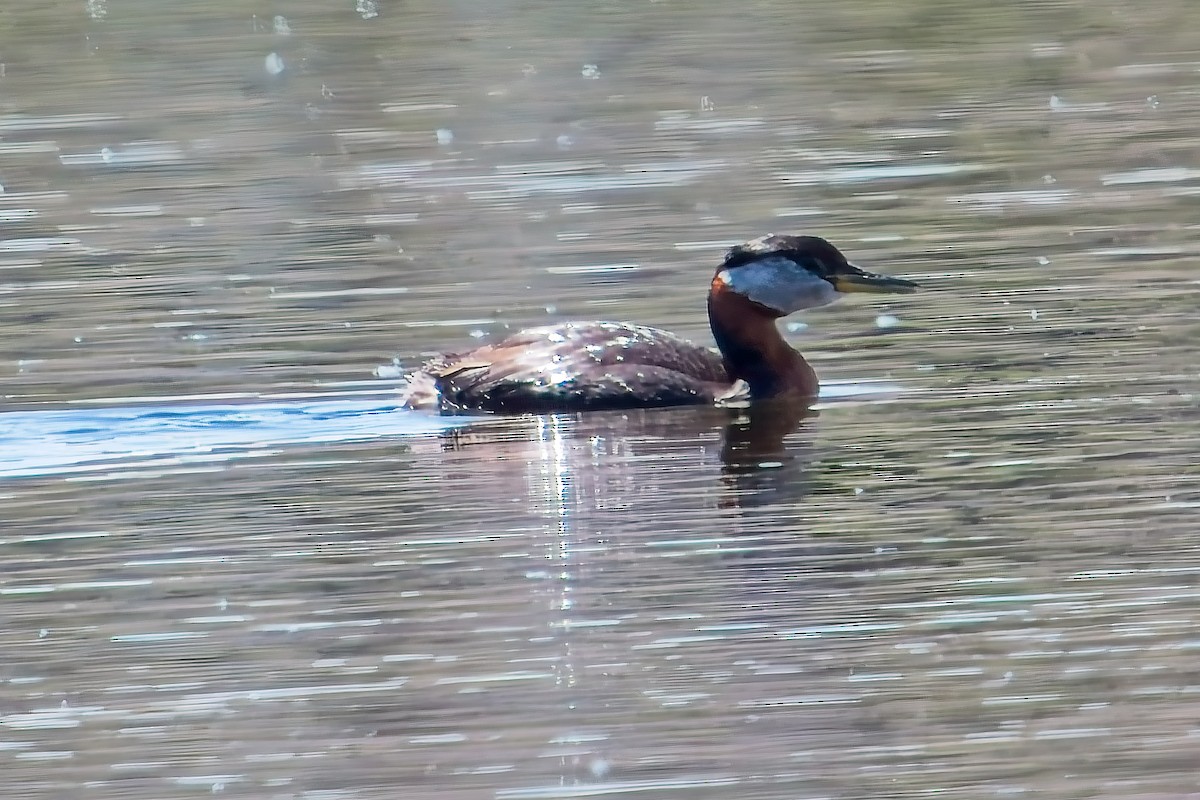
[401,234,917,414]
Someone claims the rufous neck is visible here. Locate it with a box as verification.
[707,278,818,400]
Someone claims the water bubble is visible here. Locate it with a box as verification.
[1146,95,1159,110]
[700,96,715,112]
[469,329,486,339]
[555,134,574,150]
[273,15,291,35]
[875,314,900,329]
[544,305,557,314]
[581,64,600,79]
[264,52,285,76]
[1029,309,1039,320]
[435,128,454,146]
[374,363,404,379]
[785,321,808,333]
[356,0,380,19]
[1049,95,1066,111]
[85,0,107,20]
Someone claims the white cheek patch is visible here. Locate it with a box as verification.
[721,255,839,313]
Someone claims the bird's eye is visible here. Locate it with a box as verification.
[805,257,828,275]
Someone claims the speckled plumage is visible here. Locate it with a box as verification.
[401,322,734,414]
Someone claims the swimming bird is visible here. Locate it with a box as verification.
[400,234,917,414]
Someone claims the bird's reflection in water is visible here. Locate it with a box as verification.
[432,398,815,513]
[717,398,815,508]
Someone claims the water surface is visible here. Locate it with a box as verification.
[3,1,1199,797]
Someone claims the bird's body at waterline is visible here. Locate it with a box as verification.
[399,234,918,414]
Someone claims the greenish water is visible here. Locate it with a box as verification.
[2,1,1199,798]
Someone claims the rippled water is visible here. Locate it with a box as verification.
[3,1,1200,798]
